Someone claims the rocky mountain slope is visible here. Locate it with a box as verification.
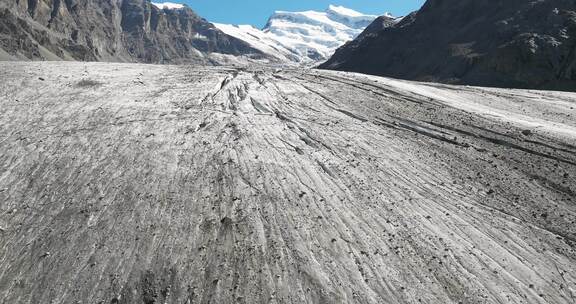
[0,0,267,63]
[215,5,395,63]
[320,0,576,91]
[0,61,575,303]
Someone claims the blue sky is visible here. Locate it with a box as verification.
[183,0,425,28]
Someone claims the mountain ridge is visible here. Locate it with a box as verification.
[0,0,268,64]
[320,0,576,91]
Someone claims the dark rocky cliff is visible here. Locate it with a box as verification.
[320,0,576,91]
[0,0,267,63]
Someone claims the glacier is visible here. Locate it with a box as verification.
[1,61,575,303]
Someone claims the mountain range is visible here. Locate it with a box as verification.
[1,0,576,91]
[0,1,385,65]
[215,5,395,63]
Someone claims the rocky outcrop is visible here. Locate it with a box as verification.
[320,0,576,91]
[0,0,267,63]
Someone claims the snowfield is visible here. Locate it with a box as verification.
[0,62,575,303]
[150,2,185,10]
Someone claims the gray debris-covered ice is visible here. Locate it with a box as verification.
[0,62,575,303]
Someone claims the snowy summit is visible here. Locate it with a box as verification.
[327,5,369,18]
[151,2,185,10]
[216,5,392,63]
[327,5,393,19]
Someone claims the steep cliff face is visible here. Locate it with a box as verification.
[320,0,576,91]
[0,0,267,63]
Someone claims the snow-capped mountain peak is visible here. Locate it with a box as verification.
[327,5,366,17]
[151,2,185,10]
[215,5,394,64]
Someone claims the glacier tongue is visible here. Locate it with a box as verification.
[215,5,393,64]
